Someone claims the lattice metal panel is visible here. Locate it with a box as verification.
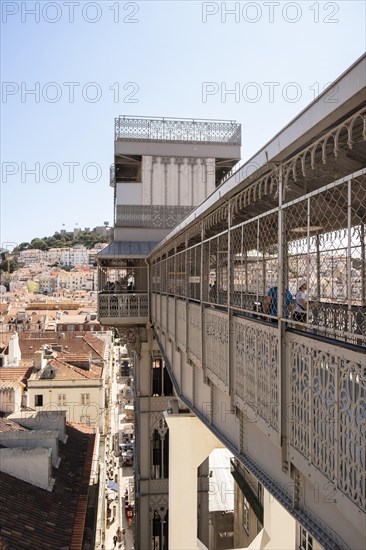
[231,225,243,308]
[175,250,187,298]
[151,291,156,321]
[154,262,161,293]
[115,205,194,229]
[161,295,167,332]
[188,303,202,364]
[161,258,167,293]
[338,358,365,511]
[241,219,264,310]
[149,172,365,347]
[176,299,187,350]
[167,255,175,294]
[217,233,229,306]
[288,334,365,512]
[285,175,366,345]
[203,308,229,387]
[168,296,175,340]
[202,240,211,303]
[312,350,337,481]
[233,316,279,431]
[115,116,241,145]
[99,294,148,318]
[151,264,156,292]
[187,244,201,301]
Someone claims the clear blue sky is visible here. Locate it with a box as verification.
[1,0,365,248]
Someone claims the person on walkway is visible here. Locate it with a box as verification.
[263,286,293,319]
[209,280,217,303]
[292,280,308,323]
[113,534,118,548]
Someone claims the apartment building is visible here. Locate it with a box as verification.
[18,331,111,431]
[19,245,107,267]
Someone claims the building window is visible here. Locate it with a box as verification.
[257,482,264,531]
[242,496,250,534]
[80,415,91,426]
[299,527,313,550]
[152,429,162,479]
[81,393,90,405]
[57,394,67,405]
[151,425,169,479]
[151,358,173,397]
[152,510,168,550]
[35,394,43,407]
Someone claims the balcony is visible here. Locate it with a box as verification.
[114,116,241,145]
[98,292,148,325]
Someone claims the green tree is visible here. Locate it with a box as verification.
[0,258,18,273]
[31,238,48,251]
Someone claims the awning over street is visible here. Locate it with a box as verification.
[107,480,119,492]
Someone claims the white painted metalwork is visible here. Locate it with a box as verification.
[233,316,279,432]
[203,308,229,388]
[147,94,366,548]
[167,297,175,341]
[98,293,148,319]
[115,116,241,145]
[187,303,202,365]
[288,332,365,512]
[176,300,186,351]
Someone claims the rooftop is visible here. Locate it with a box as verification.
[115,115,241,145]
[31,358,102,381]
[0,367,33,384]
[18,332,106,362]
[0,422,96,550]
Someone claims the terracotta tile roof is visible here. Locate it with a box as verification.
[72,364,102,380]
[83,333,105,358]
[31,358,102,381]
[0,367,33,384]
[0,422,96,550]
[18,332,106,363]
[0,380,24,390]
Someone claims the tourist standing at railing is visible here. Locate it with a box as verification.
[263,286,293,319]
[114,280,122,292]
[293,280,308,323]
[103,281,115,292]
[209,280,217,303]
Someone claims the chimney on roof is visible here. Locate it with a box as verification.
[34,350,47,370]
[8,333,21,366]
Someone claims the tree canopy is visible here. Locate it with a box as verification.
[13,228,108,253]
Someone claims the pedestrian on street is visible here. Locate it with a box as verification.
[113,534,118,547]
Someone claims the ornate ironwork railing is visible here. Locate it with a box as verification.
[150,171,366,348]
[153,292,366,515]
[110,164,115,185]
[288,332,365,512]
[115,116,241,145]
[98,293,148,319]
